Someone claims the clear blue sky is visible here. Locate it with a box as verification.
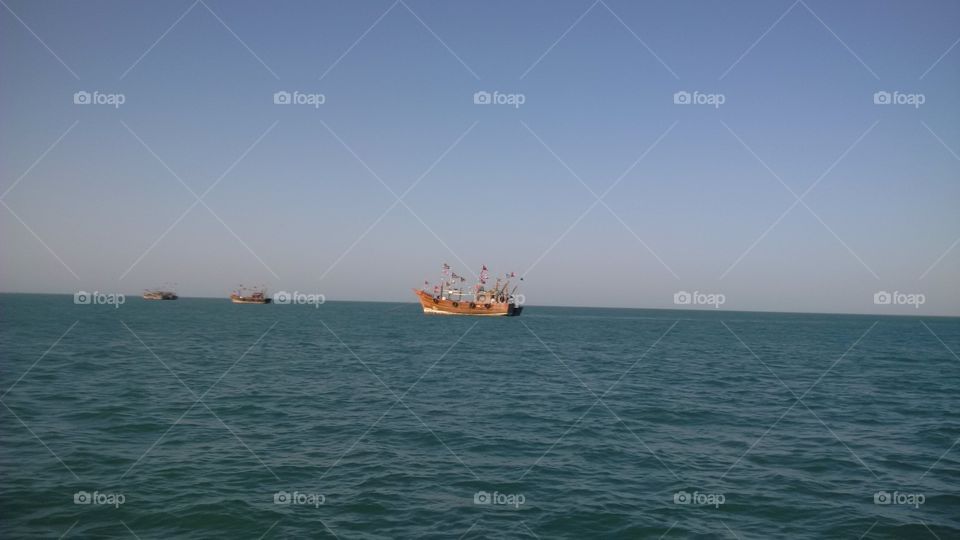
[1,0,958,315]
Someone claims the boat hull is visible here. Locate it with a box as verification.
[143,292,178,300]
[230,295,271,304]
[414,289,522,316]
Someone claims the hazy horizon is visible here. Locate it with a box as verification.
[2,1,958,316]
[2,290,957,320]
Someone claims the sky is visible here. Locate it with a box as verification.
[1,0,958,316]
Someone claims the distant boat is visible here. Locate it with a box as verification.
[143,289,178,300]
[416,264,523,316]
[230,286,271,304]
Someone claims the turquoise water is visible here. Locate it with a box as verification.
[1,294,958,538]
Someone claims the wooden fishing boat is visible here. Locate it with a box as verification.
[230,286,271,304]
[414,289,521,316]
[415,264,523,316]
[143,288,178,300]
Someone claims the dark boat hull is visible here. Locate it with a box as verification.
[143,292,178,300]
[230,294,271,304]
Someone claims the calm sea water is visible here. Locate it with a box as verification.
[0,294,958,538]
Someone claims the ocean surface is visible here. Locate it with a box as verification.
[1,294,958,539]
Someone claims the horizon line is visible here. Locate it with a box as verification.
[1,291,956,319]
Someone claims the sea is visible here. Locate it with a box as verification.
[1,294,958,538]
